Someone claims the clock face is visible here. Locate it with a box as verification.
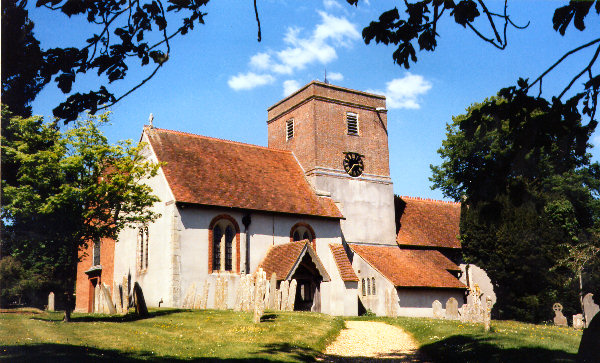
[343,152,364,177]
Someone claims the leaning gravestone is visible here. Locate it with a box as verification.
[133,282,149,317]
[573,314,585,330]
[122,276,129,314]
[553,303,568,327]
[583,293,600,328]
[432,300,443,319]
[269,273,277,309]
[48,292,55,312]
[101,284,117,314]
[445,297,459,320]
[578,298,600,363]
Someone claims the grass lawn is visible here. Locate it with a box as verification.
[353,316,583,363]
[0,309,344,362]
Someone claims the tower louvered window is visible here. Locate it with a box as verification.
[93,241,100,266]
[347,112,358,135]
[286,119,294,140]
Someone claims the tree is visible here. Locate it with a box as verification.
[348,0,600,122]
[1,0,211,122]
[1,111,161,320]
[431,88,600,322]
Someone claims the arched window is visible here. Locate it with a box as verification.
[290,222,316,249]
[371,277,376,295]
[362,278,366,296]
[209,215,240,273]
[367,278,371,295]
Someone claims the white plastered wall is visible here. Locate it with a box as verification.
[113,132,177,308]
[396,289,465,318]
[351,251,396,316]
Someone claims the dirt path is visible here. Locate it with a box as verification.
[321,321,427,362]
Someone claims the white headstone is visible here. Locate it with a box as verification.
[445,297,459,320]
[432,300,443,319]
[287,279,297,311]
[583,293,600,328]
[573,314,585,329]
[48,292,55,312]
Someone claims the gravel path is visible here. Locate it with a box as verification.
[321,321,428,362]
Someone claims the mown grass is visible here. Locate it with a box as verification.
[0,309,344,362]
[353,315,582,363]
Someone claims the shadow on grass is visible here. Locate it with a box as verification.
[418,335,578,363]
[1,344,281,363]
[30,309,190,323]
[260,313,278,322]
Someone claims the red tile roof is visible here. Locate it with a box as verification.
[258,241,330,281]
[396,196,461,249]
[350,244,466,289]
[145,127,342,219]
[329,244,359,282]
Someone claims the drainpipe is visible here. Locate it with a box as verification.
[242,213,252,273]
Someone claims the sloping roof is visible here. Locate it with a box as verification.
[350,244,466,289]
[329,244,359,282]
[145,127,342,219]
[396,196,461,249]
[258,241,330,282]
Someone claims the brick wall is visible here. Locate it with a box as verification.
[74,237,115,312]
[267,81,390,176]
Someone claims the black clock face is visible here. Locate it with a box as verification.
[343,152,364,177]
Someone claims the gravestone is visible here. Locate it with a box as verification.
[214,274,222,309]
[234,274,244,311]
[122,276,129,314]
[483,296,493,332]
[432,300,443,319]
[583,293,600,328]
[94,284,101,313]
[553,303,568,327]
[280,280,289,310]
[201,281,209,309]
[276,289,282,311]
[445,297,459,320]
[222,277,229,310]
[101,284,117,314]
[133,282,149,317]
[287,279,297,311]
[183,283,196,309]
[269,273,277,309]
[578,302,600,363]
[48,292,55,312]
[573,314,585,330]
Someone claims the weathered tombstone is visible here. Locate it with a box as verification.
[183,283,196,308]
[263,280,270,308]
[101,284,117,314]
[201,281,209,309]
[389,289,398,317]
[573,314,585,330]
[269,273,277,309]
[287,279,297,311]
[432,300,443,319]
[234,274,244,311]
[214,274,222,309]
[94,284,101,313]
[113,281,121,312]
[276,289,282,311]
[578,303,600,363]
[553,303,568,327]
[122,276,129,314]
[133,282,149,317]
[222,277,229,310]
[280,280,290,311]
[583,293,600,328]
[445,297,459,320]
[483,296,493,332]
[252,268,267,323]
[47,292,55,312]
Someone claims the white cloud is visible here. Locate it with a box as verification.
[240,11,359,85]
[283,80,301,96]
[228,72,275,91]
[367,73,432,109]
[593,133,600,148]
[327,71,344,81]
[323,0,343,10]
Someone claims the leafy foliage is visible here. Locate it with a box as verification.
[348,0,600,121]
[431,90,600,322]
[1,0,209,122]
[1,111,161,319]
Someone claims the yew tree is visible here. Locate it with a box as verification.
[430,87,600,322]
[1,111,160,320]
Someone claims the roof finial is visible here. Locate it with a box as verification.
[149,113,154,128]
[324,68,329,84]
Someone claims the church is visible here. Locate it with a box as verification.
[75,81,467,316]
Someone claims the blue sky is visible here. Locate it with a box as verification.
[29,0,600,200]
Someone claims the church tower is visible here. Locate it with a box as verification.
[267,81,396,245]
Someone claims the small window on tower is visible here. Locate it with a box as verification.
[286,119,294,140]
[347,112,358,135]
[93,241,100,266]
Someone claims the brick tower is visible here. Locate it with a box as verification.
[267,81,396,245]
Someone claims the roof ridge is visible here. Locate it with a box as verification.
[147,126,292,154]
[400,195,460,205]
